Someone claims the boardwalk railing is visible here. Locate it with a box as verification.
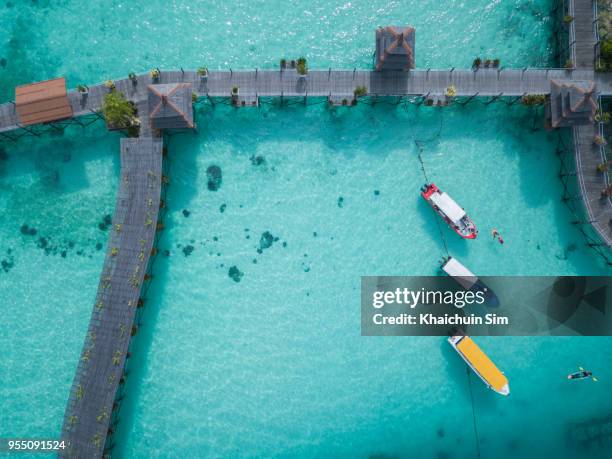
[594,0,601,68]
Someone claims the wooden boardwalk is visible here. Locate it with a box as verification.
[0,68,606,135]
[59,137,163,458]
[567,0,612,248]
[0,0,608,456]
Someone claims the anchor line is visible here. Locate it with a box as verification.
[466,367,482,459]
[410,111,449,258]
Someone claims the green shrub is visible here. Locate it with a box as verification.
[102,91,136,128]
[354,86,368,97]
[296,57,308,75]
[602,39,612,60]
[521,94,546,106]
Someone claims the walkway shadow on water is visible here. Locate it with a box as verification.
[0,121,121,195]
[111,217,173,458]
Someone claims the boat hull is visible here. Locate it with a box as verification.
[448,335,510,396]
[421,184,477,239]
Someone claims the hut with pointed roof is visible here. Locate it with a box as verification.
[148,83,195,130]
[375,26,415,71]
[548,80,597,128]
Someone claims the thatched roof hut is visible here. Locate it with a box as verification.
[549,80,597,128]
[375,26,415,71]
[148,83,194,130]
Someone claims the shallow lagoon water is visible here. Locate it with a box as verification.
[0,1,611,458]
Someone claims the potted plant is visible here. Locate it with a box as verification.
[197,67,208,80]
[192,92,198,103]
[280,58,287,69]
[232,86,239,96]
[564,15,574,23]
[104,79,116,91]
[597,162,609,172]
[484,59,492,68]
[128,72,137,85]
[77,84,89,96]
[493,58,500,68]
[445,85,457,98]
[296,57,308,77]
[565,58,574,69]
[472,57,482,69]
[595,110,611,123]
[290,59,296,68]
[150,68,160,81]
[594,135,607,146]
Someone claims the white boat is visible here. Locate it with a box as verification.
[448,335,510,396]
[441,256,499,307]
[421,183,477,239]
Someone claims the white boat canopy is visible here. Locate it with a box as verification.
[430,191,466,224]
[442,257,478,291]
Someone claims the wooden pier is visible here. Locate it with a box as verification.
[58,137,163,458]
[0,0,607,457]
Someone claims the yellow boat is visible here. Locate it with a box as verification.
[448,335,510,396]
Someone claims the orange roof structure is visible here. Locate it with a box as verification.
[15,77,73,126]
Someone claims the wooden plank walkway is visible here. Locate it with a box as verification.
[59,137,163,458]
[573,123,612,246]
[571,0,596,69]
[0,68,605,135]
[567,0,612,248]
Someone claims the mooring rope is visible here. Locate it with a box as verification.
[409,110,450,257]
[466,367,482,458]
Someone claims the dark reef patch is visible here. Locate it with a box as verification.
[206,165,222,191]
[250,155,266,166]
[98,214,112,231]
[95,243,103,251]
[337,196,344,208]
[219,204,226,213]
[20,224,37,236]
[182,245,194,256]
[436,428,445,438]
[228,265,244,282]
[259,231,275,251]
[182,209,191,217]
[1,257,14,273]
[374,190,380,196]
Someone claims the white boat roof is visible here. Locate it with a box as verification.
[430,191,466,224]
[442,257,478,290]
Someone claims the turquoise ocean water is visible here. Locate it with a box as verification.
[1,1,611,458]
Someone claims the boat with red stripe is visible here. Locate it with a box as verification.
[421,183,477,239]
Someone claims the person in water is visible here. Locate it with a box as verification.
[492,229,504,244]
[568,367,597,381]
